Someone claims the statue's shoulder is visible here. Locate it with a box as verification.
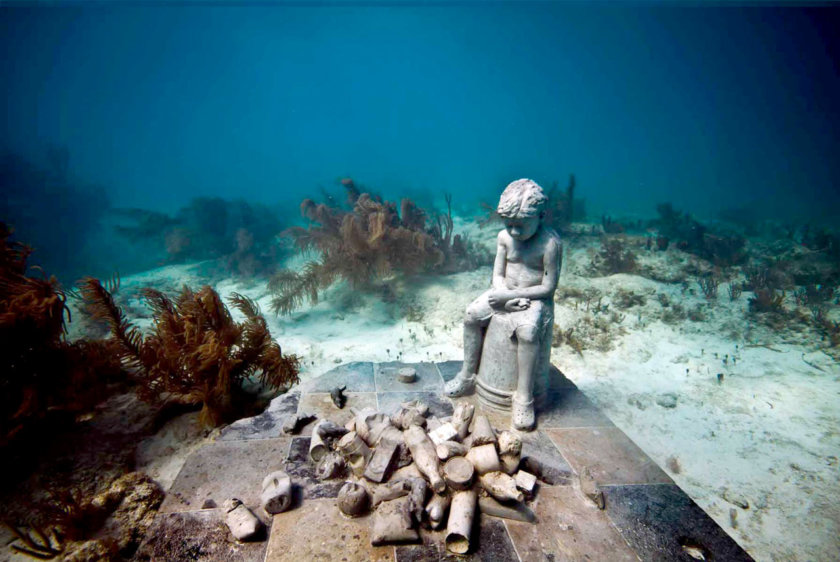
[541,226,562,250]
[497,229,512,245]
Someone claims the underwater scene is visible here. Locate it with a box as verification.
[1,2,838,561]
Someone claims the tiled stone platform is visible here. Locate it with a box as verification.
[137,362,753,561]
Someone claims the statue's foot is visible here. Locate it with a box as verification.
[445,371,476,397]
[512,395,535,431]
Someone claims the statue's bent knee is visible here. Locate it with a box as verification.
[464,303,488,325]
[515,324,540,344]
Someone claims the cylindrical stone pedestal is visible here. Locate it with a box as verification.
[475,308,553,411]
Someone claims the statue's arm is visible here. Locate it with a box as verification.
[491,232,508,290]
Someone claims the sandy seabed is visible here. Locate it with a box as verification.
[76,219,839,562]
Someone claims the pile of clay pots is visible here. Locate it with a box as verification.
[310,400,543,554]
[222,397,568,553]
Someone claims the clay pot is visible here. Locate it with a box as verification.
[338,481,369,517]
[445,490,477,554]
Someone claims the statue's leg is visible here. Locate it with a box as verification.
[445,294,491,397]
[461,319,483,375]
[512,324,539,430]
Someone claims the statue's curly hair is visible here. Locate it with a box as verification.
[497,178,547,218]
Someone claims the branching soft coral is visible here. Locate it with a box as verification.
[81,279,300,427]
[1,223,122,447]
[271,184,488,314]
[593,236,638,275]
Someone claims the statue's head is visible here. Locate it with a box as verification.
[497,178,547,241]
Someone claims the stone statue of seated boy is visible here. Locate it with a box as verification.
[445,179,561,430]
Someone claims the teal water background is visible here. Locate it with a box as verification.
[1,2,838,280]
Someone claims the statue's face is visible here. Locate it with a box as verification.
[504,215,540,241]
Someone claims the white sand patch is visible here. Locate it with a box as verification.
[215,268,490,381]
[551,253,840,562]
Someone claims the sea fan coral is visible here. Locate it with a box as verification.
[270,184,488,314]
[81,280,300,427]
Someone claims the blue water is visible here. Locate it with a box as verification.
[1,2,838,282]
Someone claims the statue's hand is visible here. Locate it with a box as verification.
[505,298,531,312]
[488,290,513,308]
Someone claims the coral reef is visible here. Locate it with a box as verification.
[114,198,283,276]
[81,279,300,427]
[544,174,585,231]
[0,223,123,448]
[601,215,626,234]
[652,203,746,267]
[270,182,489,314]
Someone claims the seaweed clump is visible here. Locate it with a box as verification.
[0,223,123,448]
[748,288,786,314]
[652,203,747,267]
[81,280,300,427]
[270,181,488,314]
[545,174,585,231]
[591,236,637,275]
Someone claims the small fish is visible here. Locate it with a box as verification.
[330,385,347,409]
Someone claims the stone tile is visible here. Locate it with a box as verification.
[546,427,672,486]
[267,389,303,417]
[136,509,268,561]
[538,387,615,429]
[394,515,519,561]
[519,430,575,486]
[297,392,378,431]
[219,391,300,441]
[265,499,394,562]
[161,438,290,513]
[395,544,440,562]
[283,437,345,499]
[375,361,444,393]
[436,360,462,382]
[299,361,376,393]
[504,486,637,561]
[604,483,754,561]
[376,391,454,418]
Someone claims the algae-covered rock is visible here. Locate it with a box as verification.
[93,471,165,555]
[61,539,119,562]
